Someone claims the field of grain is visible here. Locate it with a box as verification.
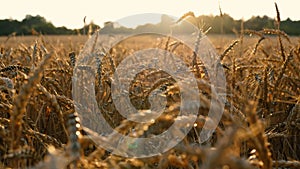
[0,28,299,169]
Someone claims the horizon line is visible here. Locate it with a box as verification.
[1,12,299,30]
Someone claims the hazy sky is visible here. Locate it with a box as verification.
[1,0,299,29]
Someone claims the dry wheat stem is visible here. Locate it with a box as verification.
[10,53,53,150]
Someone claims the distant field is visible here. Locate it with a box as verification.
[1,34,299,53]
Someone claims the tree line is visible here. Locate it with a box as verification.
[1,14,300,36]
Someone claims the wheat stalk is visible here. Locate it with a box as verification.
[10,53,52,150]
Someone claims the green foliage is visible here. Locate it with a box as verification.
[0,14,300,36]
[99,14,300,35]
[0,19,20,35]
[244,15,274,30]
[281,18,300,35]
[0,15,75,36]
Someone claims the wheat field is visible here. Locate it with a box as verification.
[0,24,299,169]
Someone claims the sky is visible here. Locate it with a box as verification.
[1,0,299,29]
